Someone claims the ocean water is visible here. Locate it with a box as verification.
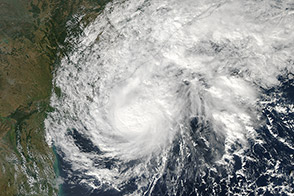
[45,0,294,195]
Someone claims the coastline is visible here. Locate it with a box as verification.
[0,0,110,195]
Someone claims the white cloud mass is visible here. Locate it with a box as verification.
[45,0,294,194]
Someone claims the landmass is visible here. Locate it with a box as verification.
[0,0,109,195]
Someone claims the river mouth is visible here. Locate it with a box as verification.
[46,0,294,195]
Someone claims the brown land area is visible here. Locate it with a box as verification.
[0,0,108,195]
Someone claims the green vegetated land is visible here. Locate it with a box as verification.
[0,0,110,195]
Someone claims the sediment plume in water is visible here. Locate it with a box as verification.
[45,0,294,195]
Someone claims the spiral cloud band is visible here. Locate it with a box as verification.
[45,0,294,195]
